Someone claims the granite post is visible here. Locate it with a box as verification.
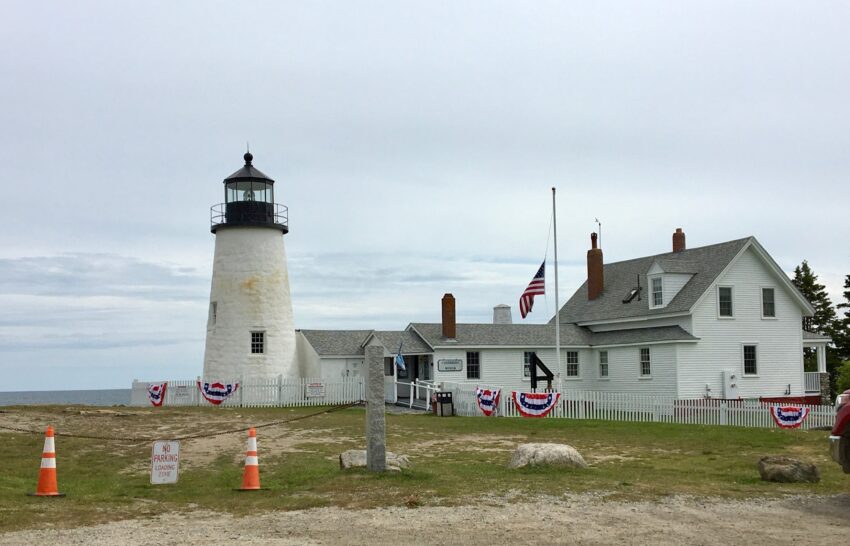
[365,345,386,472]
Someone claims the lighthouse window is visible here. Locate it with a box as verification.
[208,302,217,328]
[251,331,265,354]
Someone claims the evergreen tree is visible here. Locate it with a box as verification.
[791,260,837,334]
[833,274,850,360]
[791,260,840,397]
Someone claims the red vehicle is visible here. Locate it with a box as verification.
[830,389,850,473]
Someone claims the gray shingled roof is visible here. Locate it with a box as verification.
[298,330,371,356]
[590,326,698,346]
[368,330,433,353]
[803,330,832,341]
[410,322,594,347]
[302,323,700,352]
[411,322,695,347]
[556,238,751,324]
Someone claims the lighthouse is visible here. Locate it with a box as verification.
[202,152,297,381]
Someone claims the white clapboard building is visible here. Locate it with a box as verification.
[296,229,831,405]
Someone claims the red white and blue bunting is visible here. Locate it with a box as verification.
[147,382,167,407]
[512,391,561,418]
[197,381,239,405]
[770,405,810,429]
[475,388,501,416]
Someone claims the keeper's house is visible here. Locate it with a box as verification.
[296,229,831,405]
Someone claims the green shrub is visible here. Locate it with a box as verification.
[836,360,850,394]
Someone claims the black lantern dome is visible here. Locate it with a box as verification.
[211,153,288,233]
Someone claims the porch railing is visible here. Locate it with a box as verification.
[804,372,822,394]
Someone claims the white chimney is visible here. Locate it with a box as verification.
[493,304,512,324]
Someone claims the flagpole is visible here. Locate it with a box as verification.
[552,187,561,393]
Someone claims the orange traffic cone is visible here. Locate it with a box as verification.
[239,428,262,491]
[31,425,64,497]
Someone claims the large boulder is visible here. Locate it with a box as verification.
[509,443,588,469]
[339,449,411,472]
[758,456,820,483]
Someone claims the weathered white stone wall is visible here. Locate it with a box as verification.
[203,226,297,380]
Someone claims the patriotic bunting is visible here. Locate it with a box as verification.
[512,391,561,418]
[147,382,167,407]
[197,381,239,405]
[769,405,810,429]
[475,388,501,416]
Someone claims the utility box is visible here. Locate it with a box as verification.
[722,370,739,399]
[436,392,454,417]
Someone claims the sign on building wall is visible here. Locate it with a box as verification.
[306,382,326,398]
[150,441,180,484]
[437,359,463,372]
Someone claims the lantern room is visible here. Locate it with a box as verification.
[211,152,288,233]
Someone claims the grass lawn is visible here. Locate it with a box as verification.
[0,405,847,532]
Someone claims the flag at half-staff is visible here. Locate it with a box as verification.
[519,261,546,319]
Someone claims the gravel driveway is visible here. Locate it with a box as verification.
[3,493,848,545]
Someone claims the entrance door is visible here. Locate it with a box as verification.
[397,356,429,400]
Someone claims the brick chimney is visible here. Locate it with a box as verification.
[672,227,686,253]
[587,232,604,300]
[441,293,456,339]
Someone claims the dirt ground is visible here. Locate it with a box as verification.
[2,493,848,545]
[3,406,848,544]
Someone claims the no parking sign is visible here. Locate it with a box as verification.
[151,440,180,484]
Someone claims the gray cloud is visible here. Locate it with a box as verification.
[0,1,848,389]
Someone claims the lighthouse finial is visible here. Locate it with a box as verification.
[244,142,253,165]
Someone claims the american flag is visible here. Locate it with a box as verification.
[519,261,545,319]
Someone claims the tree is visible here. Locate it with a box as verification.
[837,360,850,395]
[833,274,850,360]
[792,260,840,397]
[791,260,837,334]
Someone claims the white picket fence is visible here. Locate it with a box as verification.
[447,385,835,430]
[131,377,364,408]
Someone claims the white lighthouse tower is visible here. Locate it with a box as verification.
[202,152,297,381]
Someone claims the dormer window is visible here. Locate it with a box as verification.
[651,277,663,307]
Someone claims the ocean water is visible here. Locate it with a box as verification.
[0,389,130,407]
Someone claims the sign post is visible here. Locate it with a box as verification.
[150,441,180,484]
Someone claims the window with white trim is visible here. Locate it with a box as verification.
[251,331,265,354]
[639,347,651,377]
[599,351,609,378]
[566,351,579,377]
[466,351,480,379]
[718,286,733,317]
[208,302,217,328]
[762,288,775,318]
[651,277,663,307]
[743,345,758,376]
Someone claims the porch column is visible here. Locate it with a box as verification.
[817,345,827,373]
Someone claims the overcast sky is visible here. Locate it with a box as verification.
[1,1,848,390]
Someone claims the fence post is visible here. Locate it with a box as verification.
[720,401,728,426]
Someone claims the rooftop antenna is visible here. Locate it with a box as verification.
[246,141,250,153]
[595,218,602,249]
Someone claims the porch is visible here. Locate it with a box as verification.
[803,333,830,401]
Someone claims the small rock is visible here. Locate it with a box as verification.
[509,443,588,469]
[758,456,820,483]
[339,449,411,471]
